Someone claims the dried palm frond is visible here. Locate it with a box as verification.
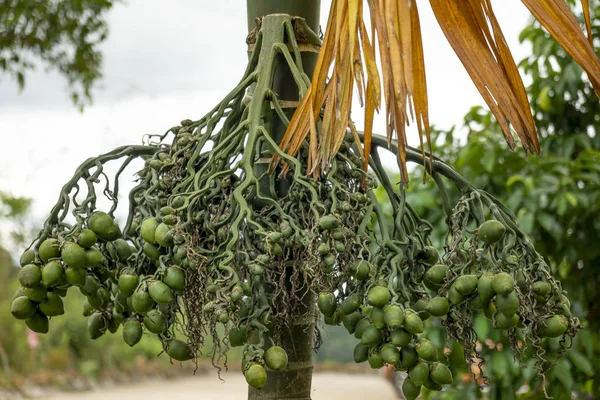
[275,0,600,184]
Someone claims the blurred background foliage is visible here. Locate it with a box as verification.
[1,1,599,399]
[0,0,115,107]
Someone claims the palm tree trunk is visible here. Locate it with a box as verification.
[248,288,316,400]
[246,1,320,399]
[246,0,321,33]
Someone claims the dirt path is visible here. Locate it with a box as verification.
[43,372,399,400]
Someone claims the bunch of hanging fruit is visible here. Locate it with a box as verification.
[11,14,578,399]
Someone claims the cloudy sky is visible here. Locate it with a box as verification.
[0,0,532,224]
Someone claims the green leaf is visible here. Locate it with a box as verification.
[573,172,600,185]
[556,195,568,216]
[490,351,509,380]
[524,177,535,193]
[552,358,574,390]
[518,26,534,43]
[577,329,594,358]
[506,175,524,187]
[17,71,24,89]
[522,359,538,381]
[518,212,535,235]
[540,173,560,187]
[558,260,572,279]
[574,134,592,149]
[428,325,446,349]
[507,188,524,211]
[473,314,490,339]
[0,192,31,217]
[567,350,594,376]
[537,212,562,242]
[541,38,556,56]
[500,375,516,398]
[563,62,582,85]
[564,192,577,207]
[483,152,496,173]
[456,143,484,170]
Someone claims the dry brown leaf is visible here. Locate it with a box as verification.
[330,16,354,166]
[312,0,339,109]
[582,0,593,46]
[362,79,376,184]
[521,0,600,96]
[348,0,364,107]
[274,0,600,184]
[481,0,539,152]
[359,17,381,109]
[369,0,394,146]
[353,35,366,107]
[307,99,319,175]
[429,0,539,153]
[398,0,414,97]
[408,0,433,177]
[383,0,412,181]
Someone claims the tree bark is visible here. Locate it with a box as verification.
[245,1,321,399]
[248,288,316,400]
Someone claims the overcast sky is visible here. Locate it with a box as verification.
[0,0,532,225]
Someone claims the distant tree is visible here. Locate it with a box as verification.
[0,191,31,282]
[0,192,31,379]
[0,0,116,107]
